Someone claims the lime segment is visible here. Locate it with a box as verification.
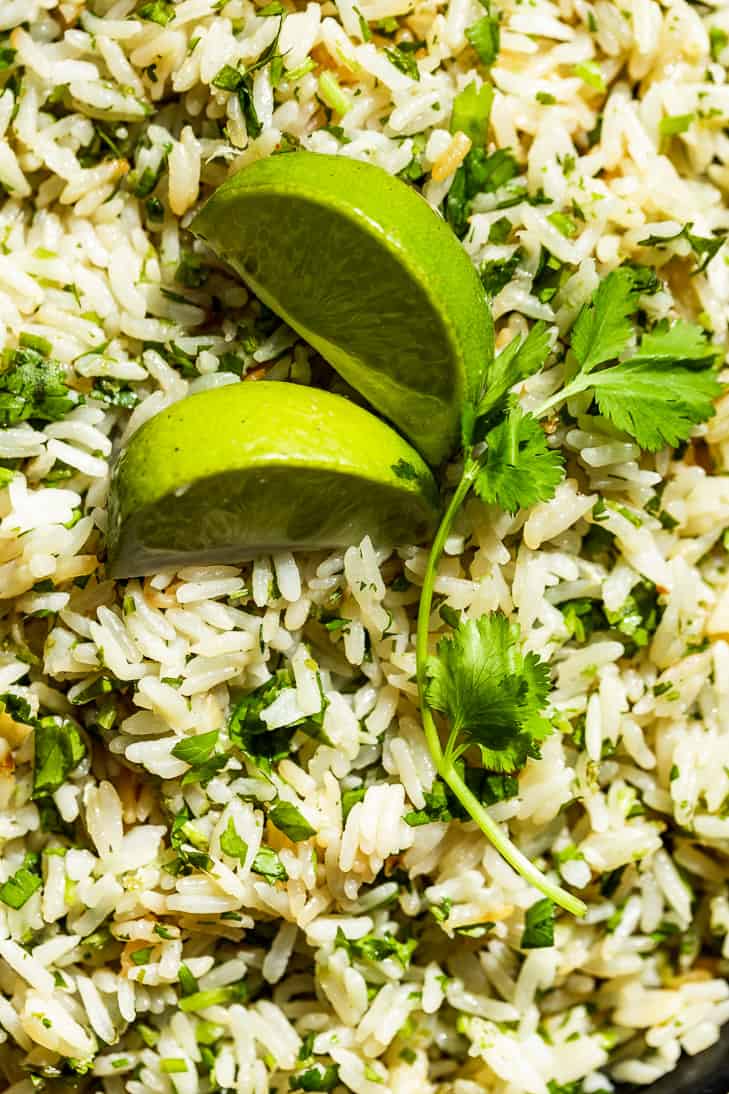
[191,151,492,466]
[107,382,441,578]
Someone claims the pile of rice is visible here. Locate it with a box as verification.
[2,0,729,1091]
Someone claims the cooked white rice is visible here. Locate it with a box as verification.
[1,0,729,1092]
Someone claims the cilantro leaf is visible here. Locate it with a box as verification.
[335,927,416,968]
[710,27,728,62]
[0,853,42,910]
[538,268,722,450]
[0,346,77,427]
[169,807,211,874]
[639,222,727,275]
[171,729,219,766]
[178,964,199,996]
[32,717,86,798]
[290,1064,340,1091]
[220,817,248,864]
[172,730,226,787]
[269,801,316,842]
[474,408,564,512]
[659,113,693,138]
[228,671,295,772]
[445,147,519,238]
[478,250,521,299]
[631,319,719,366]
[251,846,288,882]
[477,321,552,419]
[175,251,209,289]
[521,897,555,948]
[450,80,493,145]
[465,13,500,66]
[425,611,552,773]
[570,266,639,373]
[384,45,420,81]
[90,378,139,409]
[586,357,720,450]
[212,64,243,92]
[341,786,365,821]
[181,754,226,787]
[404,771,518,825]
[137,0,175,24]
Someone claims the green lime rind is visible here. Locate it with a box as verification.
[106,381,441,578]
[191,151,491,466]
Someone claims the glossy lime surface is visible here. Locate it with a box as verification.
[107,382,441,577]
[191,151,491,466]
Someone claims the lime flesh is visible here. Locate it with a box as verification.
[107,382,441,578]
[191,152,491,466]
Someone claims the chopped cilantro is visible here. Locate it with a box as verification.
[90,378,139,409]
[0,345,76,427]
[450,81,493,145]
[405,771,517,825]
[710,27,728,62]
[0,853,42,910]
[137,0,175,25]
[639,222,727,275]
[175,251,209,289]
[335,927,416,968]
[465,12,500,67]
[251,846,288,881]
[145,196,164,222]
[169,806,211,874]
[220,817,248,864]
[573,60,605,91]
[548,211,578,238]
[354,6,372,40]
[228,671,296,772]
[488,216,512,243]
[212,65,243,92]
[446,147,519,237]
[127,142,172,199]
[521,898,555,948]
[171,729,226,786]
[290,1064,340,1091]
[659,113,694,138]
[269,801,316,842]
[479,249,521,296]
[130,947,153,966]
[32,717,86,799]
[178,964,199,996]
[171,729,219,767]
[0,45,16,71]
[179,983,247,1013]
[341,786,365,821]
[384,45,420,81]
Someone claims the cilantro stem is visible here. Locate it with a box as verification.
[441,765,586,916]
[534,376,586,420]
[416,459,478,765]
[416,459,587,918]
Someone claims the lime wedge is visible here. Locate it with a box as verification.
[107,382,440,578]
[191,152,491,466]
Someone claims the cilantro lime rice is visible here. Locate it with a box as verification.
[2,1,729,1092]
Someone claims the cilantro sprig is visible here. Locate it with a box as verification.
[415,259,721,917]
[535,266,721,447]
